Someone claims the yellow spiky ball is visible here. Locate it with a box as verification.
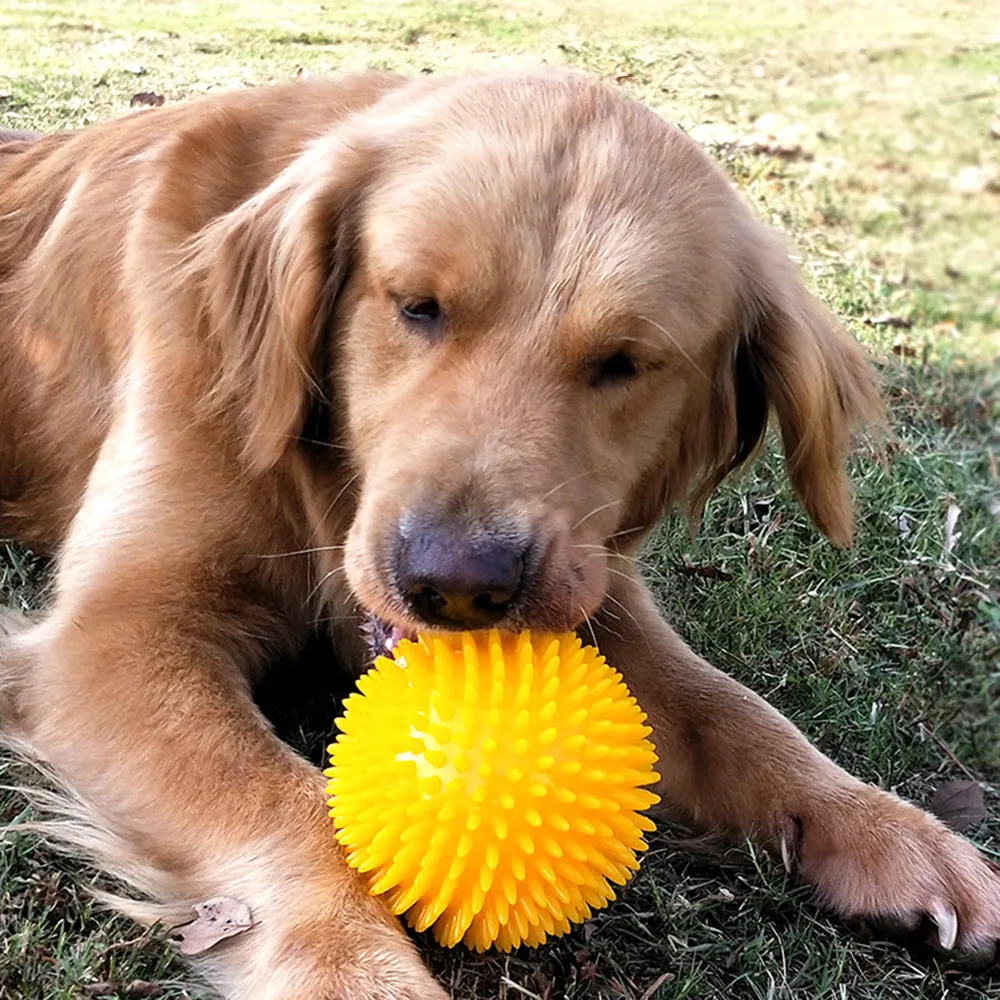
[325,629,661,952]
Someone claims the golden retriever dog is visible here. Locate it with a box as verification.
[0,71,997,998]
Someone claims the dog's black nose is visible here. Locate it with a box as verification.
[396,519,527,629]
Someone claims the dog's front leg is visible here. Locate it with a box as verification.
[6,601,446,999]
[596,563,1000,964]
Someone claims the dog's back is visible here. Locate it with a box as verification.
[0,76,402,550]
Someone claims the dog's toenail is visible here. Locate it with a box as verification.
[929,902,959,951]
[777,815,802,875]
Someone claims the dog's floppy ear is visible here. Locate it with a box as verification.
[693,226,882,546]
[194,133,373,472]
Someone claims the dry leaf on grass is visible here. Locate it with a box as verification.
[81,981,163,998]
[930,780,987,833]
[130,92,165,108]
[123,983,163,999]
[171,896,253,955]
[676,562,733,580]
[81,985,116,998]
[942,502,961,564]
[950,165,999,195]
[687,121,742,146]
[865,312,913,329]
[738,112,812,159]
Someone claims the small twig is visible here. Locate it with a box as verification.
[950,90,997,103]
[918,722,980,781]
[100,922,162,956]
[499,980,542,1000]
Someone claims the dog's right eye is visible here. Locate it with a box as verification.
[400,298,442,325]
[588,350,639,387]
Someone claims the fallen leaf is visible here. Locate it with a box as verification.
[942,502,961,563]
[687,121,741,146]
[930,780,986,833]
[951,165,999,195]
[866,312,913,329]
[81,985,116,998]
[130,91,165,108]
[739,132,808,159]
[737,112,813,159]
[171,896,253,955]
[124,983,163,999]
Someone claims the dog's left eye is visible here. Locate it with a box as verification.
[589,351,639,387]
[400,298,442,324]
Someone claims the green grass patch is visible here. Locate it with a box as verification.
[2,0,999,997]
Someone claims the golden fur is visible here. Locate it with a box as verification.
[0,72,997,998]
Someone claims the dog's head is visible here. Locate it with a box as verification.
[194,72,880,636]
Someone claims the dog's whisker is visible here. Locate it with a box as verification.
[598,602,621,622]
[539,469,598,502]
[296,437,349,451]
[308,614,362,626]
[573,543,653,578]
[599,588,642,632]
[603,564,641,586]
[571,499,621,532]
[308,473,360,543]
[605,524,645,544]
[306,563,348,605]
[578,606,599,649]
[256,544,347,559]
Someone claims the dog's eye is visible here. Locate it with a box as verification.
[400,298,442,324]
[589,351,639,387]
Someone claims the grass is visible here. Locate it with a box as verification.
[1,1,998,997]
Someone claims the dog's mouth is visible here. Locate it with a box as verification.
[362,615,418,659]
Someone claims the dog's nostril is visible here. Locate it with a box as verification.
[406,583,448,615]
[474,590,513,610]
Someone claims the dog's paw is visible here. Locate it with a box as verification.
[193,849,450,1000]
[210,910,449,1000]
[781,783,1000,967]
[279,917,449,1000]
